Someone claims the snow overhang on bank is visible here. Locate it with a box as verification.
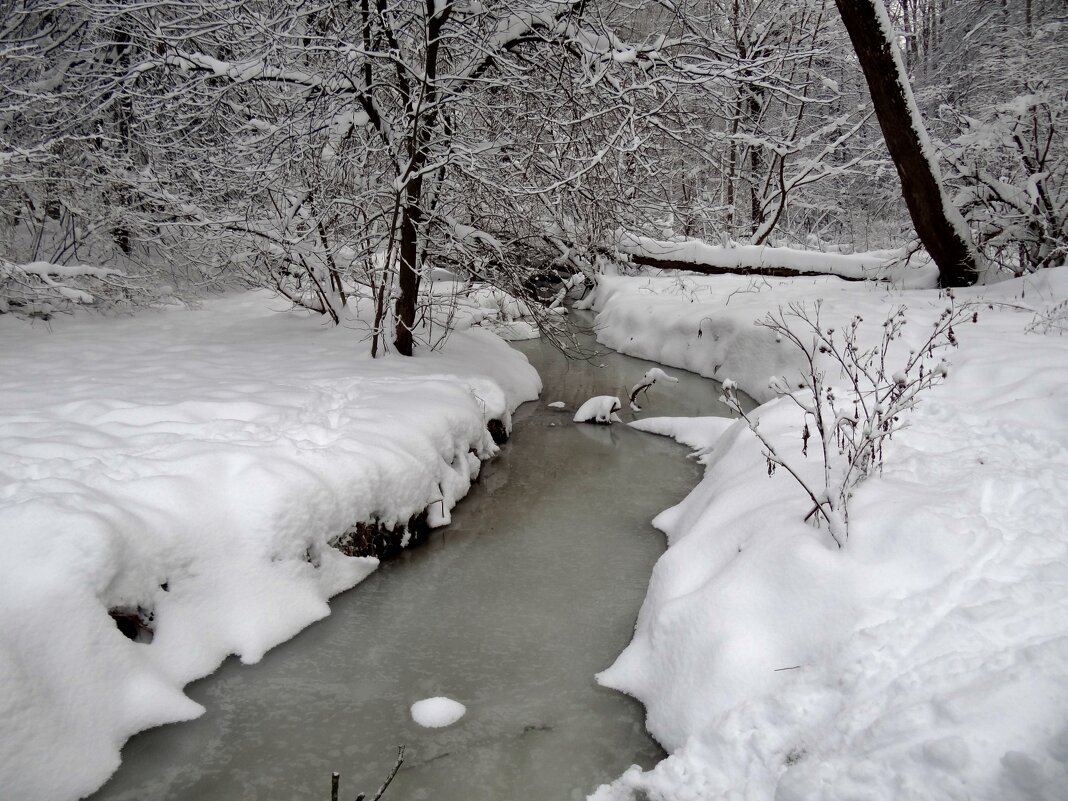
[0,290,540,801]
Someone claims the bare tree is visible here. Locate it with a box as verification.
[833,0,981,285]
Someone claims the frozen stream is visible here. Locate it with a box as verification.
[90,313,736,801]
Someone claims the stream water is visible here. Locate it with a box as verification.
[89,313,735,801]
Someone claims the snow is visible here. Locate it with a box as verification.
[428,283,548,341]
[628,416,734,455]
[1,259,123,280]
[615,232,938,286]
[574,395,622,424]
[451,221,504,254]
[0,290,539,801]
[629,367,679,411]
[548,401,567,409]
[0,258,127,309]
[587,273,981,404]
[589,268,1068,800]
[410,696,467,728]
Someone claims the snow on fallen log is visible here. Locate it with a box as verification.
[616,232,927,283]
[629,367,678,411]
[574,395,622,424]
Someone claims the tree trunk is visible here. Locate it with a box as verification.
[627,251,872,281]
[390,0,451,356]
[834,0,979,286]
[393,186,421,357]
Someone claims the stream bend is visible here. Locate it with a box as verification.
[89,316,735,801]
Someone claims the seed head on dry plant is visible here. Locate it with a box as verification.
[720,294,975,548]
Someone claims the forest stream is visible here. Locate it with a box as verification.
[88,312,737,801]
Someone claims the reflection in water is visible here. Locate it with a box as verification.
[89,311,734,801]
[572,420,623,448]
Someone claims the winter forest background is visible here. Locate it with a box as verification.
[4,3,1068,800]
[3,0,1065,342]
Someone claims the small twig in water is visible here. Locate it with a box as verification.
[371,746,405,801]
[333,744,406,801]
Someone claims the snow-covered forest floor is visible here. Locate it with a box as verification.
[2,268,1066,801]
[0,292,539,801]
[588,268,1068,801]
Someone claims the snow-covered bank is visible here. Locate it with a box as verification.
[0,291,540,801]
[589,270,1068,800]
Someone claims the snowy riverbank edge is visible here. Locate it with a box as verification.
[587,270,1068,800]
[0,291,540,801]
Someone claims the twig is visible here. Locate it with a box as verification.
[371,746,405,801]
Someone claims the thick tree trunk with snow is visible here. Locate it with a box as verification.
[834,0,979,287]
[394,194,422,357]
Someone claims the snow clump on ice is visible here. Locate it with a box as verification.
[410,697,466,728]
[573,395,622,424]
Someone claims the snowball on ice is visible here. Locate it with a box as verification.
[410,697,466,728]
[573,395,622,424]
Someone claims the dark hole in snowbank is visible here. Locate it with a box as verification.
[328,417,507,560]
[109,606,155,643]
[487,418,508,444]
[330,512,431,561]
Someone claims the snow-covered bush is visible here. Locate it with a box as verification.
[721,298,974,546]
[944,88,1067,277]
[0,258,135,318]
[425,283,559,344]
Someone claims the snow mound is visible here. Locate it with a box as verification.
[573,395,622,424]
[628,416,735,454]
[410,697,466,728]
[547,401,566,409]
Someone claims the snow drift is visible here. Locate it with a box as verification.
[589,269,1068,800]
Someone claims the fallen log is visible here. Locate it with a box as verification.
[615,233,905,282]
[627,252,872,281]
